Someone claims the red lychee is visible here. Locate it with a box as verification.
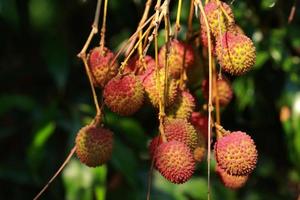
[88,47,118,87]
[154,141,195,184]
[124,55,156,75]
[190,112,208,139]
[75,125,113,167]
[216,165,248,189]
[103,74,144,116]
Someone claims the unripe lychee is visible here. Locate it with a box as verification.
[216,165,248,189]
[201,77,233,107]
[166,90,195,119]
[142,69,178,108]
[190,112,208,139]
[158,40,195,78]
[124,55,156,75]
[201,1,234,38]
[75,125,113,167]
[164,118,198,150]
[154,141,195,184]
[215,131,258,176]
[216,32,256,75]
[88,47,118,87]
[103,74,144,116]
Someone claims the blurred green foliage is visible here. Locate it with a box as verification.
[0,0,300,199]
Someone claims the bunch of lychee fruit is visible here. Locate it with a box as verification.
[74,0,258,190]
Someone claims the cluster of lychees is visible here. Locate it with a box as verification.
[74,0,258,190]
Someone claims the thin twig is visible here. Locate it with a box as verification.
[288,0,298,24]
[100,0,108,50]
[33,147,76,200]
[175,0,182,38]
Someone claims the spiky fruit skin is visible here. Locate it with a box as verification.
[75,125,113,167]
[190,112,208,139]
[124,55,156,75]
[88,47,118,87]
[215,131,258,176]
[166,90,195,119]
[149,136,162,158]
[216,32,256,75]
[201,1,234,38]
[164,118,198,150]
[216,165,248,189]
[158,40,195,78]
[202,78,233,107]
[155,141,195,184]
[142,69,178,108]
[103,74,144,116]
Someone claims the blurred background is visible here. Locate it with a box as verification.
[1,0,300,199]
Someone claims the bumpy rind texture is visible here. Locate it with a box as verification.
[216,165,248,189]
[190,112,208,139]
[164,118,198,150]
[124,55,156,75]
[88,47,118,87]
[216,32,256,75]
[202,78,233,107]
[215,131,258,176]
[142,68,178,107]
[158,40,195,78]
[75,125,113,167]
[201,1,234,39]
[149,136,162,158]
[103,74,144,116]
[155,141,195,184]
[166,90,195,119]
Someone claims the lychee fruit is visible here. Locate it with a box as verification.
[164,118,198,150]
[201,77,233,107]
[158,40,195,78]
[88,47,118,87]
[166,90,195,119]
[215,131,258,176]
[75,125,113,167]
[154,141,195,184]
[124,55,156,75]
[103,74,144,116]
[149,135,163,159]
[216,165,248,189]
[142,68,178,108]
[201,1,234,38]
[215,32,256,75]
[190,112,208,139]
[193,146,206,162]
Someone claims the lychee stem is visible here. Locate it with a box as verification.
[186,0,194,41]
[99,0,108,51]
[196,0,213,199]
[212,59,221,131]
[146,154,155,200]
[33,146,76,200]
[216,0,234,24]
[214,123,230,138]
[174,0,182,39]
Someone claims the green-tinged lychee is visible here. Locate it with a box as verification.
[158,40,195,78]
[103,74,144,116]
[201,77,233,107]
[75,125,113,167]
[88,47,118,87]
[215,131,258,176]
[166,90,195,119]
[216,32,256,75]
[216,165,248,189]
[142,68,178,108]
[124,55,156,75]
[164,118,198,150]
[201,1,234,38]
[154,141,195,184]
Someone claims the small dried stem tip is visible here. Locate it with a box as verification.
[214,123,231,138]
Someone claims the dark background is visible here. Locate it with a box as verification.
[1,0,300,199]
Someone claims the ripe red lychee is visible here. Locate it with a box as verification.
[216,165,248,189]
[154,141,195,184]
[149,135,163,158]
[124,55,156,75]
[166,90,195,119]
[190,112,208,139]
[88,47,118,87]
[201,1,234,38]
[75,125,113,167]
[215,131,258,176]
[158,40,195,78]
[164,118,198,150]
[201,77,233,107]
[103,74,144,116]
[142,68,178,108]
[216,32,256,75]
